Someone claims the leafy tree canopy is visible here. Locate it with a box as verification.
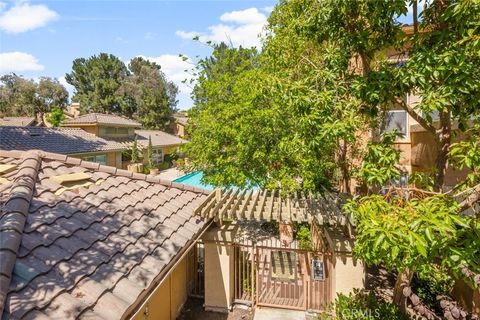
[0,74,68,122]
[66,53,178,130]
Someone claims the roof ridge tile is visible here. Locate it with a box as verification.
[0,150,41,315]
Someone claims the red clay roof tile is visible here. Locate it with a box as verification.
[0,150,209,319]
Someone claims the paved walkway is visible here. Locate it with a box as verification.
[157,167,184,181]
[253,308,305,320]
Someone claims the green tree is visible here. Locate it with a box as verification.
[120,57,178,130]
[147,135,154,168]
[0,74,37,117]
[66,53,128,114]
[47,106,65,127]
[131,137,140,164]
[0,74,68,123]
[36,77,69,122]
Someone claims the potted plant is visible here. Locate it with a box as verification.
[147,136,159,175]
[127,137,143,173]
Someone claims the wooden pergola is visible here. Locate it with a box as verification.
[193,188,354,234]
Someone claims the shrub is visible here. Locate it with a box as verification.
[411,267,454,314]
[320,289,408,320]
[295,223,313,251]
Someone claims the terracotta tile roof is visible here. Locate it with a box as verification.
[109,130,187,149]
[135,130,187,148]
[0,127,126,155]
[62,113,141,127]
[0,117,36,127]
[0,150,210,319]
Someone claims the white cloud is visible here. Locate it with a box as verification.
[0,51,44,73]
[220,8,266,25]
[0,2,58,33]
[136,54,193,96]
[176,7,268,48]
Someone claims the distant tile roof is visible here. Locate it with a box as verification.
[0,150,210,319]
[135,130,187,148]
[0,127,125,155]
[0,117,36,127]
[109,130,187,149]
[62,113,141,127]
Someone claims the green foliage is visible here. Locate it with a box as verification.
[185,24,365,191]
[345,194,480,283]
[147,135,154,168]
[409,171,436,192]
[320,289,408,320]
[66,54,177,129]
[131,138,140,164]
[0,74,68,118]
[295,223,313,251]
[449,124,480,189]
[357,132,401,189]
[47,107,65,127]
[120,57,178,130]
[411,267,455,313]
[66,53,128,114]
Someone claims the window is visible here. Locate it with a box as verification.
[117,127,128,134]
[152,149,163,164]
[101,127,130,137]
[82,154,107,165]
[384,110,408,136]
[105,127,116,135]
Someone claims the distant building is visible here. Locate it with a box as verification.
[62,113,187,168]
[65,102,81,118]
[0,117,36,127]
[0,126,125,167]
[173,113,188,138]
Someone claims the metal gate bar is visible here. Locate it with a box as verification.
[233,243,333,311]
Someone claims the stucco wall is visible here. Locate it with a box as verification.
[74,125,98,135]
[106,152,122,168]
[333,254,365,297]
[132,255,189,320]
[204,241,234,312]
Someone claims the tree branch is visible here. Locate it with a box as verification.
[413,0,419,34]
[394,96,437,134]
[456,183,480,213]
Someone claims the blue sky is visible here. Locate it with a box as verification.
[0,0,276,109]
[0,0,413,110]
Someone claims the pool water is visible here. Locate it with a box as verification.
[174,171,215,191]
[174,171,259,191]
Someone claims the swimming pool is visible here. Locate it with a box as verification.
[174,171,215,191]
[174,171,259,191]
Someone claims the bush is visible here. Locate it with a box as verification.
[320,289,408,320]
[295,223,313,251]
[411,267,454,314]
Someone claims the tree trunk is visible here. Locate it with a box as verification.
[393,268,414,314]
[433,110,452,191]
